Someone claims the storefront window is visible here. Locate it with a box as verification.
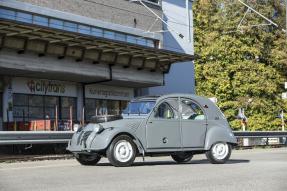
[85,99,129,121]
[107,100,120,115]
[61,97,77,120]
[85,99,94,120]
[28,95,44,120]
[95,99,108,116]
[44,96,59,120]
[13,94,28,121]
[120,101,128,112]
[13,94,76,122]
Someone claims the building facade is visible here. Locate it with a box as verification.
[147,0,195,95]
[0,0,194,131]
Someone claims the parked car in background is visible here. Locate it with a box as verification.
[67,94,237,167]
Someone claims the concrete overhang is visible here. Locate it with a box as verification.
[0,18,194,73]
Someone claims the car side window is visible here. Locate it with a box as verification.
[155,98,178,119]
[180,98,205,120]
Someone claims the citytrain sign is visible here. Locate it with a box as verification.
[12,77,77,97]
[27,79,65,95]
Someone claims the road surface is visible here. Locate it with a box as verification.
[0,148,286,191]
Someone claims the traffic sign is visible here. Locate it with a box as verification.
[282,92,287,99]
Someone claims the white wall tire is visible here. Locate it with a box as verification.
[206,142,232,164]
[106,135,137,167]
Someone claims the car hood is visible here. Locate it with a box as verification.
[100,118,145,131]
[83,118,145,132]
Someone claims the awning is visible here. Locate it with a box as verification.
[0,19,195,74]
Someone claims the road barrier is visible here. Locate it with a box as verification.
[0,131,74,145]
[0,131,286,145]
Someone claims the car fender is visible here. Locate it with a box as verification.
[89,128,144,153]
[204,126,237,150]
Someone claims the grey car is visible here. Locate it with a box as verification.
[67,94,237,167]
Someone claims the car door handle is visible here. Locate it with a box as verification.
[162,137,168,144]
[149,121,153,124]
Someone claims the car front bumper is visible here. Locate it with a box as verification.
[67,130,95,153]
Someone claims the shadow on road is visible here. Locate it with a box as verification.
[96,159,250,167]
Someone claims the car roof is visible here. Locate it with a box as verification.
[131,95,160,102]
[133,94,208,102]
[132,94,224,120]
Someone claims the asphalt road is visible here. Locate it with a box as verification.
[0,148,286,191]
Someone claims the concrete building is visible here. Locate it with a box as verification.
[147,0,195,95]
[0,0,194,131]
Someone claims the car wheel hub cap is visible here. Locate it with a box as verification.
[212,143,229,160]
[115,140,133,163]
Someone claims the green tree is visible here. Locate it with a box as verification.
[194,0,287,131]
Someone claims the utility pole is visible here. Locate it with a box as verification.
[186,0,192,43]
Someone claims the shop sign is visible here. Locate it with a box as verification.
[12,77,77,97]
[85,84,134,101]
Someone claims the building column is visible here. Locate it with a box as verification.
[2,77,13,127]
[77,84,83,122]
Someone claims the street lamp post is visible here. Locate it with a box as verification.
[280,110,285,131]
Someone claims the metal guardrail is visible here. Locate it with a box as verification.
[0,131,74,145]
[0,131,286,145]
[233,131,287,138]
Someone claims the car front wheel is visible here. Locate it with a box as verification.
[106,135,137,167]
[171,152,193,163]
[76,153,101,165]
[206,142,232,164]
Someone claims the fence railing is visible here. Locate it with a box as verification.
[0,131,74,145]
[0,131,286,145]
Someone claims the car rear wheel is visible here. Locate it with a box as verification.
[171,152,193,163]
[106,135,137,167]
[206,142,231,164]
[76,153,101,165]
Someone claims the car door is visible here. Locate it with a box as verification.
[180,98,207,148]
[146,97,181,149]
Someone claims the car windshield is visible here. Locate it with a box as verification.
[122,101,155,115]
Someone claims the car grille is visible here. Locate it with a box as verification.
[76,131,93,146]
[77,131,85,145]
[82,131,92,142]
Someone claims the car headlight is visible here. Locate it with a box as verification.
[94,124,105,134]
[76,126,84,133]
